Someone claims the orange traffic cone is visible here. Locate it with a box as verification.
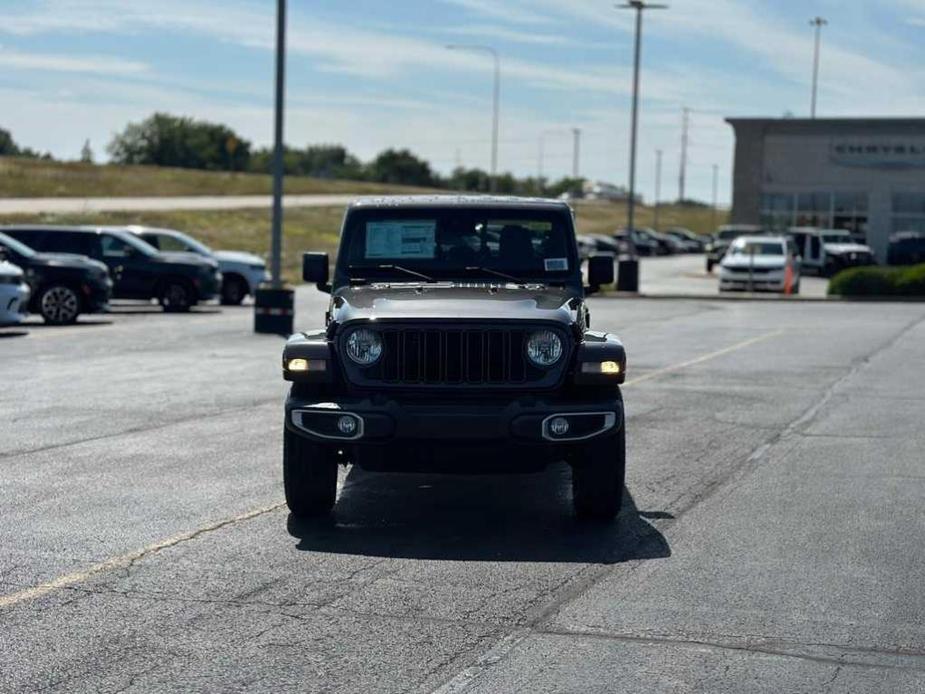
[783,260,794,296]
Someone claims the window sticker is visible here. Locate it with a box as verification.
[544,257,568,271]
[365,221,437,259]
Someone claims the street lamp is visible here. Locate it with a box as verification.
[446,44,500,192]
[809,17,827,118]
[617,1,667,293]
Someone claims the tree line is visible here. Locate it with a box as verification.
[3,113,587,196]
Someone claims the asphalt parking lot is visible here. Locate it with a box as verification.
[640,254,830,298]
[2,287,924,692]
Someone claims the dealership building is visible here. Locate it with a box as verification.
[726,118,925,260]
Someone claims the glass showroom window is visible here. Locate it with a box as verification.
[833,192,869,241]
[760,193,794,230]
[795,192,832,228]
[892,193,925,234]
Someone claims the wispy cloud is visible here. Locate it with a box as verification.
[438,0,553,25]
[445,24,572,46]
[0,47,149,76]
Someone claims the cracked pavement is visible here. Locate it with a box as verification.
[2,286,924,692]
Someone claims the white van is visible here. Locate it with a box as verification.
[788,228,875,277]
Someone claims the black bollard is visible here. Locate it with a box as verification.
[254,287,295,336]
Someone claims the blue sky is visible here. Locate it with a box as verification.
[1,0,923,203]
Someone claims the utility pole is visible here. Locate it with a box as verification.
[809,17,827,118]
[446,45,500,191]
[679,106,690,203]
[653,148,662,231]
[711,163,719,230]
[572,128,581,179]
[618,1,667,293]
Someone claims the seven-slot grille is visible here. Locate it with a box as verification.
[342,324,563,388]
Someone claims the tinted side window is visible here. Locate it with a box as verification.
[101,234,134,258]
[153,235,190,252]
[7,229,45,249]
[141,234,161,250]
[810,236,821,256]
[37,231,85,254]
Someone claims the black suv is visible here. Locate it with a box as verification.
[282,196,627,520]
[0,231,112,324]
[3,226,221,311]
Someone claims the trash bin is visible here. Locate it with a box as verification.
[617,258,639,293]
[254,287,294,335]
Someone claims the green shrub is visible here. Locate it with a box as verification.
[828,263,925,296]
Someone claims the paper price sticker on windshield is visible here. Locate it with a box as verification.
[544,257,568,271]
[366,221,437,259]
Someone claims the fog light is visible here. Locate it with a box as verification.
[288,358,309,372]
[549,417,570,436]
[337,415,358,435]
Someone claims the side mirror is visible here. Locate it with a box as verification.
[586,254,615,292]
[303,252,331,293]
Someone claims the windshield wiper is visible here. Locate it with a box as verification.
[463,266,530,283]
[350,264,435,282]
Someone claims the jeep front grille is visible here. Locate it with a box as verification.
[341,324,568,389]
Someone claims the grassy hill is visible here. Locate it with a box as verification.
[0,156,435,198]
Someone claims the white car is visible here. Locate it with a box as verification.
[126,226,270,305]
[0,259,31,326]
[719,235,801,294]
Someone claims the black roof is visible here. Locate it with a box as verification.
[348,195,571,211]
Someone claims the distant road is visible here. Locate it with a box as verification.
[0,193,359,215]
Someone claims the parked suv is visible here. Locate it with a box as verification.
[0,231,111,324]
[4,226,221,311]
[887,232,925,266]
[126,226,269,305]
[788,227,875,277]
[281,196,627,521]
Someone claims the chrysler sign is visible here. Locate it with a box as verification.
[830,139,925,169]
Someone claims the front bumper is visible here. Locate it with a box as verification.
[286,394,623,446]
[719,270,787,292]
[82,278,112,313]
[195,271,223,301]
[0,282,31,325]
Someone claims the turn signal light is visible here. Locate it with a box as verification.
[581,361,622,375]
[286,358,326,372]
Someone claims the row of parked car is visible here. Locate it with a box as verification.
[577,226,706,259]
[0,225,269,327]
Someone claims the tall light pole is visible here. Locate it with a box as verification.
[679,106,690,203]
[447,44,500,192]
[572,128,582,179]
[653,148,662,231]
[711,163,719,230]
[809,17,827,118]
[618,1,667,292]
[255,0,293,334]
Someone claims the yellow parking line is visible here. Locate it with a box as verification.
[0,331,783,610]
[624,330,784,386]
[0,502,285,610]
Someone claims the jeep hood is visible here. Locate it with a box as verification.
[331,283,578,325]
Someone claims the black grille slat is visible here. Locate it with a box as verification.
[352,324,559,388]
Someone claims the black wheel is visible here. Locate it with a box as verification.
[220,275,247,306]
[158,279,193,312]
[38,285,80,325]
[706,259,714,273]
[284,427,338,518]
[571,424,626,522]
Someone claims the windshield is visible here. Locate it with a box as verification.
[340,207,576,283]
[0,231,37,258]
[729,240,785,256]
[114,231,158,257]
[168,230,213,255]
[822,233,851,244]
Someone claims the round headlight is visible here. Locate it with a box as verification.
[345,328,382,366]
[526,329,563,368]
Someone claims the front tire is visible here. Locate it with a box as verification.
[706,259,715,273]
[38,285,81,325]
[220,275,248,306]
[158,279,194,312]
[284,427,338,518]
[571,424,626,522]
